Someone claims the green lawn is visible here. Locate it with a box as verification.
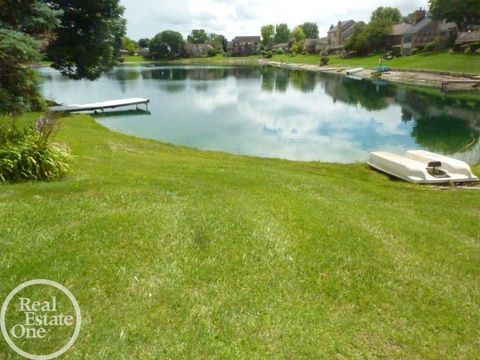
[64,51,480,75]
[272,52,480,75]
[1,114,480,358]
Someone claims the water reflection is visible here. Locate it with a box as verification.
[39,65,480,163]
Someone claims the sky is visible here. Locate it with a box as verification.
[121,0,428,41]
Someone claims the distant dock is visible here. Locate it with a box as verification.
[50,98,150,113]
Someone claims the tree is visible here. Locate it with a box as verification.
[365,19,394,51]
[150,31,185,59]
[292,26,306,43]
[274,23,291,44]
[138,38,150,48]
[0,30,45,114]
[261,24,275,46]
[47,0,126,80]
[403,10,419,24]
[0,0,126,113]
[371,7,402,24]
[123,37,138,54]
[345,23,370,55]
[346,6,400,55]
[300,22,319,39]
[430,0,480,32]
[208,33,227,52]
[187,29,208,44]
[291,26,306,50]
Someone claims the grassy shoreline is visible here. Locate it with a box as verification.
[124,51,480,75]
[1,113,480,358]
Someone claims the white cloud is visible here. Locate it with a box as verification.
[121,0,428,40]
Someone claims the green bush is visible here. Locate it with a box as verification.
[412,47,422,55]
[277,48,285,55]
[320,55,329,66]
[291,43,300,55]
[425,42,436,52]
[0,113,71,182]
[464,47,472,54]
[476,49,480,55]
[263,51,272,59]
[207,47,217,57]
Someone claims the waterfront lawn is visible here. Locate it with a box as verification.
[273,51,480,74]
[1,114,480,358]
[123,55,148,63]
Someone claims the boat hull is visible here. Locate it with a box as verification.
[367,151,478,184]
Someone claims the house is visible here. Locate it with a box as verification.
[399,10,456,56]
[303,38,328,54]
[455,31,480,49]
[184,43,215,58]
[327,20,364,52]
[137,48,150,57]
[271,43,290,52]
[387,23,412,55]
[227,36,261,56]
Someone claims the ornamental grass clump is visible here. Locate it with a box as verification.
[0,113,71,182]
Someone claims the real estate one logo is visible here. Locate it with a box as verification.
[0,279,81,360]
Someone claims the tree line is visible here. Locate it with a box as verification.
[122,30,228,60]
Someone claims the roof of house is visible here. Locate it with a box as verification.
[405,16,432,35]
[456,31,480,44]
[391,23,412,36]
[329,20,356,33]
[185,43,214,50]
[231,36,261,43]
[304,38,328,46]
[271,43,289,49]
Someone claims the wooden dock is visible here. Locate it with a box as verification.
[50,98,150,113]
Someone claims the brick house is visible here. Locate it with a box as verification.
[227,36,261,56]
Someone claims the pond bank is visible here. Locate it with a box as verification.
[260,59,480,92]
[2,113,480,358]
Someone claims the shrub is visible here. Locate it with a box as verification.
[263,51,272,59]
[302,51,308,56]
[412,47,422,55]
[320,55,329,66]
[291,43,300,55]
[0,113,71,182]
[277,48,285,55]
[476,49,480,55]
[425,42,436,52]
[464,47,472,54]
[207,47,217,57]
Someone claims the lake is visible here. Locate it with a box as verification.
[40,65,480,163]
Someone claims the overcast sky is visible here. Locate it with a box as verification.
[121,0,427,41]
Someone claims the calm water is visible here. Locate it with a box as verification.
[40,65,480,163]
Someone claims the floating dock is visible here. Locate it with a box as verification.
[50,98,150,113]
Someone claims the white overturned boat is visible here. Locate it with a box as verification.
[346,67,364,75]
[368,150,478,184]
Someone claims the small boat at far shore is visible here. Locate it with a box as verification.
[374,66,391,73]
[346,67,364,75]
[367,150,479,184]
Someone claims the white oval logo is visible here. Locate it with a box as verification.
[0,279,81,360]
